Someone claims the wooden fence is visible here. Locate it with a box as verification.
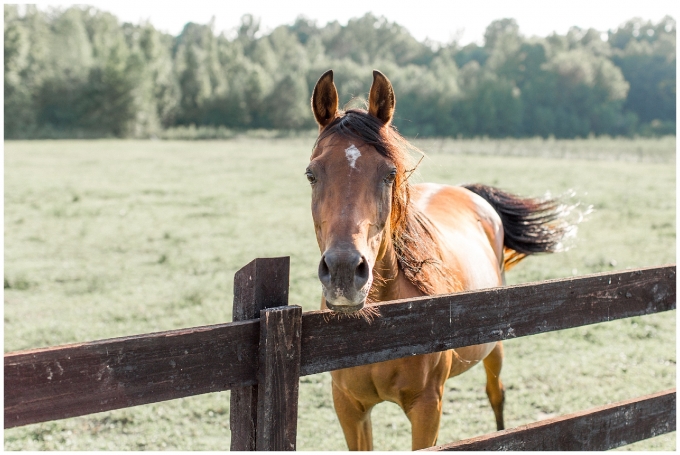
[4,257,676,450]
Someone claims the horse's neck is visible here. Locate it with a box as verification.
[369,238,422,303]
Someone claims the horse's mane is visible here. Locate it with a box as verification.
[314,109,458,296]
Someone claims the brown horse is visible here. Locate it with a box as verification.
[307,69,574,450]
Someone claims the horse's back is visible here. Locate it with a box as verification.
[412,183,504,291]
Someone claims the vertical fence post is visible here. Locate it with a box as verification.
[256,305,302,451]
[229,257,290,451]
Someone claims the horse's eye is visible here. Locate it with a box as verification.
[305,170,317,184]
[384,170,397,184]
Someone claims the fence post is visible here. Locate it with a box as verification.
[229,257,290,451]
[256,305,302,450]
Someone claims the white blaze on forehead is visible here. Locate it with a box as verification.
[344,144,361,169]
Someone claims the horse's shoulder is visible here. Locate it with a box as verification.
[412,183,504,270]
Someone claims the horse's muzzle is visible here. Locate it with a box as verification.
[319,249,371,312]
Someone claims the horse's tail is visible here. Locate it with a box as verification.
[462,183,578,271]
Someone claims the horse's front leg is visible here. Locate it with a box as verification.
[404,391,444,450]
[332,382,374,451]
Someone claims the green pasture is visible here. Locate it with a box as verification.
[4,137,676,450]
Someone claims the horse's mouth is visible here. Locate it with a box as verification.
[324,293,366,314]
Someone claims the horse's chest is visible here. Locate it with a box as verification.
[331,352,451,406]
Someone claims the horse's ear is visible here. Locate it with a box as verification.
[311,69,339,129]
[368,70,395,125]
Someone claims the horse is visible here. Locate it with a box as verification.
[307,69,574,450]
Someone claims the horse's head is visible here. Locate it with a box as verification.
[307,70,405,313]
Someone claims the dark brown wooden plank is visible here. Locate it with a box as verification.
[299,265,676,376]
[423,389,676,451]
[230,257,290,451]
[4,320,259,428]
[256,306,302,451]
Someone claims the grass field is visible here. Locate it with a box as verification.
[4,137,676,450]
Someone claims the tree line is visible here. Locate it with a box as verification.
[4,5,676,139]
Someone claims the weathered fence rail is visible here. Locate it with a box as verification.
[299,264,675,375]
[424,389,676,451]
[4,320,260,427]
[4,258,676,450]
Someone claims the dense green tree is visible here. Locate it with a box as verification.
[390,55,461,136]
[264,72,311,129]
[453,43,489,68]
[137,23,181,127]
[609,17,675,131]
[174,21,227,125]
[31,8,93,134]
[4,5,34,137]
[322,13,434,66]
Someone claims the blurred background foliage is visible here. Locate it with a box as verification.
[4,5,676,139]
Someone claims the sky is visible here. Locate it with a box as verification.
[21,0,679,45]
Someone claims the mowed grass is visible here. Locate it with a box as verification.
[4,137,676,450]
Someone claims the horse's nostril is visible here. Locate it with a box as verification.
[318,255,331,287]
[354,256,370,288]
